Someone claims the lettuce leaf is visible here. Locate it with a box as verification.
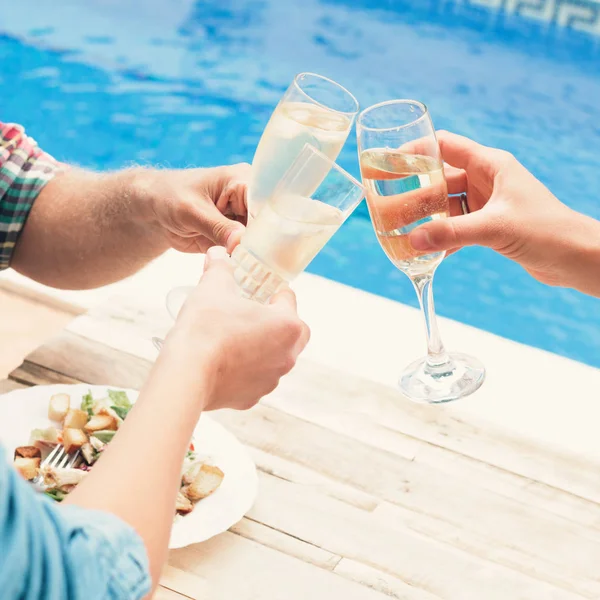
[110,405,129,420]
[92,430,117,444]
[108,390,132,420]
[108,390,131,409]
[81,390,95,416]
[44,489,67,502]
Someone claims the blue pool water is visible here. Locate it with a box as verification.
[2,0,600,367]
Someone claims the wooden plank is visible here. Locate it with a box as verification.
[0,378,28,394]
[168,531,389,600]
[262,392,600,531]
[154,586,195,600]
[230,517,341,570]
[334,559,442,600]
[11,360,83,386]
[19,330,150,389]
[212,409,600,592]
[0,279,83,316]
[247,470,596,599]
[266,359,600,505]
[60,304,600,508]
[372,501,600,598]
[248,446,379,511]
[66,295,169,363]
[160,565,208,600]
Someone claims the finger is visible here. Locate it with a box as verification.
[217,179,249,221]
[437,130,500,175]
[408,210,506,252]
[397,136,440,158]
[270,289,310,356]
[294,321,311,355]
[269,286,297,313]
[448,195,463,217]
[199,245,238,292]
[165,232,213,254]
[444,166,467,195]
[225,227,244,255]
[182,201,245,252]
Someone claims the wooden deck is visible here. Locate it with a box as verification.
[2,291,600,599]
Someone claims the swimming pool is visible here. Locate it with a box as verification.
[2,0,600,367]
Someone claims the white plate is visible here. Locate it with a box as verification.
[0,384,258,549]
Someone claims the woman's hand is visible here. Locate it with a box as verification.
[409,131,600,296]
[161,245,310,411]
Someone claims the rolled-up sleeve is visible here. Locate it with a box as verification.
[0,122,63,270]
[0,445,151,600]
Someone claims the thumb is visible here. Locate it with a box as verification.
[207,212,245,254]
[409,212,504,252]
[199,245,238,293]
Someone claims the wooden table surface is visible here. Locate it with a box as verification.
[3,294,600,600]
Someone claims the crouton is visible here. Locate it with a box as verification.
[62,428,88,453]
[182,462,201,486]
[48,393,70,422]
[14,456,41,480]
[96,406,123,423]
[14,446,41,460]
[84,414,117,433]
[175,492,193,515]
[183,464,224,501]
[63,409,89,429]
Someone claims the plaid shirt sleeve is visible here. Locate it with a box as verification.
[0,122,63,270]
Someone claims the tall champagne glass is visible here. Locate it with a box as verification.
[248,72,359,219]
[356,100,485,403]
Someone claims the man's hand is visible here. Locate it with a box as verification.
[409,131,600,297]
[12,163,250,289]
[163,246,310,411]
[133,164,250,255]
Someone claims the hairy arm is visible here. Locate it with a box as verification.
[1,120,249,290]
[11,168,168,289]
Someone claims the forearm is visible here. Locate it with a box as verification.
[11,168,168,289]
[64,332,215,591]
[562,210,600,298]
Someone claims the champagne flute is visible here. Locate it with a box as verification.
[356,100,485,403]
[232,143,364,303]
[248,72,359,219]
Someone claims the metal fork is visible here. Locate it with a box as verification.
[32,445,80,490]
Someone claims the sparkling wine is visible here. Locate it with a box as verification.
[249,102,352,217]
[360,149,449,275]
[238,193,343,281]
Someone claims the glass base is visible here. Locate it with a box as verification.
[231,245,286,304]
[399,353,485,404]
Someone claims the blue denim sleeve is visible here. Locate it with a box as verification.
[0,445,151,600]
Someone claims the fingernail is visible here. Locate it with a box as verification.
[207,245,228,260]
[409,229,433,250]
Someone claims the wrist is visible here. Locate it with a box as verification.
[125,168,163,227]
[561,210,600,297]
[154,324,222,411]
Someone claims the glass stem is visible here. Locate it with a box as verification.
[411,273,451,371]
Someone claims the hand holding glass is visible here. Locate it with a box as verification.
[357,100,485,403]
[160,144,364,325]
